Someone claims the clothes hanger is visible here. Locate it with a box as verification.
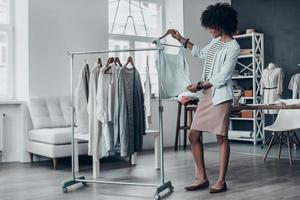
[104,57,114,74]
[124,56,135,68]
[96,58,102,74]
[152,29,176,44]
[114,57,123,67]
[84,58,90,71]
[97,58,102,67]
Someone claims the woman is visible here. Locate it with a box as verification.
[170,3,240,193]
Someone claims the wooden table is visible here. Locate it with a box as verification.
[232,103,300,111]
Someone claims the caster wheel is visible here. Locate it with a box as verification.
[82,182,88,186]
[154,194,160,200]
[62,187,68,193]
[170,186,174,192]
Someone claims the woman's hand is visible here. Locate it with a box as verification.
[169,29,185,43]
[187,83,200,93]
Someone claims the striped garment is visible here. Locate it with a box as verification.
[204,40,225,80]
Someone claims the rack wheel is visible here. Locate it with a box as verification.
[82,182,88,186]
[62,187,68,193]
[170,186,174,192]
[154,194,161,200]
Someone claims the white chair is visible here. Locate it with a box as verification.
[264,107,300,165]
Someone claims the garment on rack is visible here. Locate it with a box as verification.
[288,74,300,99]
[114,67,145,157]
[144,64,152,128]
[87,63,102,158]
[96,64,116,156]
[75,63,90,134]
[108,64,122,122]
[260,63,284,114]
[155,39,191,99]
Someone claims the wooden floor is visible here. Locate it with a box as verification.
[1,143,300,200]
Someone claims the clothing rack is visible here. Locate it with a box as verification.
[62,47,173,200]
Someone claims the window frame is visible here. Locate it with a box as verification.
[108,0,165,96]
[0,0,14,99]
[108,0,165,50]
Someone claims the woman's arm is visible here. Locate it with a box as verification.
[170,29,194,50]
[170,29,210,59]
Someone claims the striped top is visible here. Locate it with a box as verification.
[204,40,226,80]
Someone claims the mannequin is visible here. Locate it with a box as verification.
[288,64,300,99]
[260,63,284,114]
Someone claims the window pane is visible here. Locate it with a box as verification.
[135,42,158,96]
[0,31,8,97]
[0,32,8,65]
[0,68,8,96]
[0,0,9,24]
[108,39,130,62]
[109,0,161,37]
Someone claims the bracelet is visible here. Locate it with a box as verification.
[184,38,190,48]
[197,81,204,90]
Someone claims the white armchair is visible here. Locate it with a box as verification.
[26,96,88,169]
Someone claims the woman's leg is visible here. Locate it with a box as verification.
[188,130,208,185]
[212,135,230,188]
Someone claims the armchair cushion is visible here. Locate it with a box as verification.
[28,96,73,129]
[28,127,79,145]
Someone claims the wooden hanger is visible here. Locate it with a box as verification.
[104,57,114,74]
[114,57,123,67]
[97,58,102,66]
[152,29,176,44]
[124,56,135,68]
[96,58,102,74]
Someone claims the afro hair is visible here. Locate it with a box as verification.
[201,2,238,36]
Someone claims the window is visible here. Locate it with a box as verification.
[0,0,13,99]
[108,0,163,96]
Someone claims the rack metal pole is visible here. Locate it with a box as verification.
[62,47,173,199]
[70,54,75,180]
[154,49,173,200]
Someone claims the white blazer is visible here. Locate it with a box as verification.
[191,37,240,105]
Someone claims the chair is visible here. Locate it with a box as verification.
[174,100,198,151]
[263,108,300,165]
[26,96,88,169]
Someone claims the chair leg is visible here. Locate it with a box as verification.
[175,103,182,151]
[29,153,33,163]
[183,107,188,150]
[278,133,283,159]
[188,110,193,149]
[287,132,293,166]
[263,132,276,162]
[293,132,300,146]
[52,158,57,170]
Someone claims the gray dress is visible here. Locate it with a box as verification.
[114,67,145,156]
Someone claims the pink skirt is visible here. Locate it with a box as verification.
[190,88,232,136]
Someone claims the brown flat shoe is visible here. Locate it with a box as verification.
[184,180,209,191]
[209,182,227,193]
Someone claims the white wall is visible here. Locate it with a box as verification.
[183,0,231,143]
[0,103,26,162]
[28,0,108,97]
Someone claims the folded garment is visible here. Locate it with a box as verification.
[178,91,200,100]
